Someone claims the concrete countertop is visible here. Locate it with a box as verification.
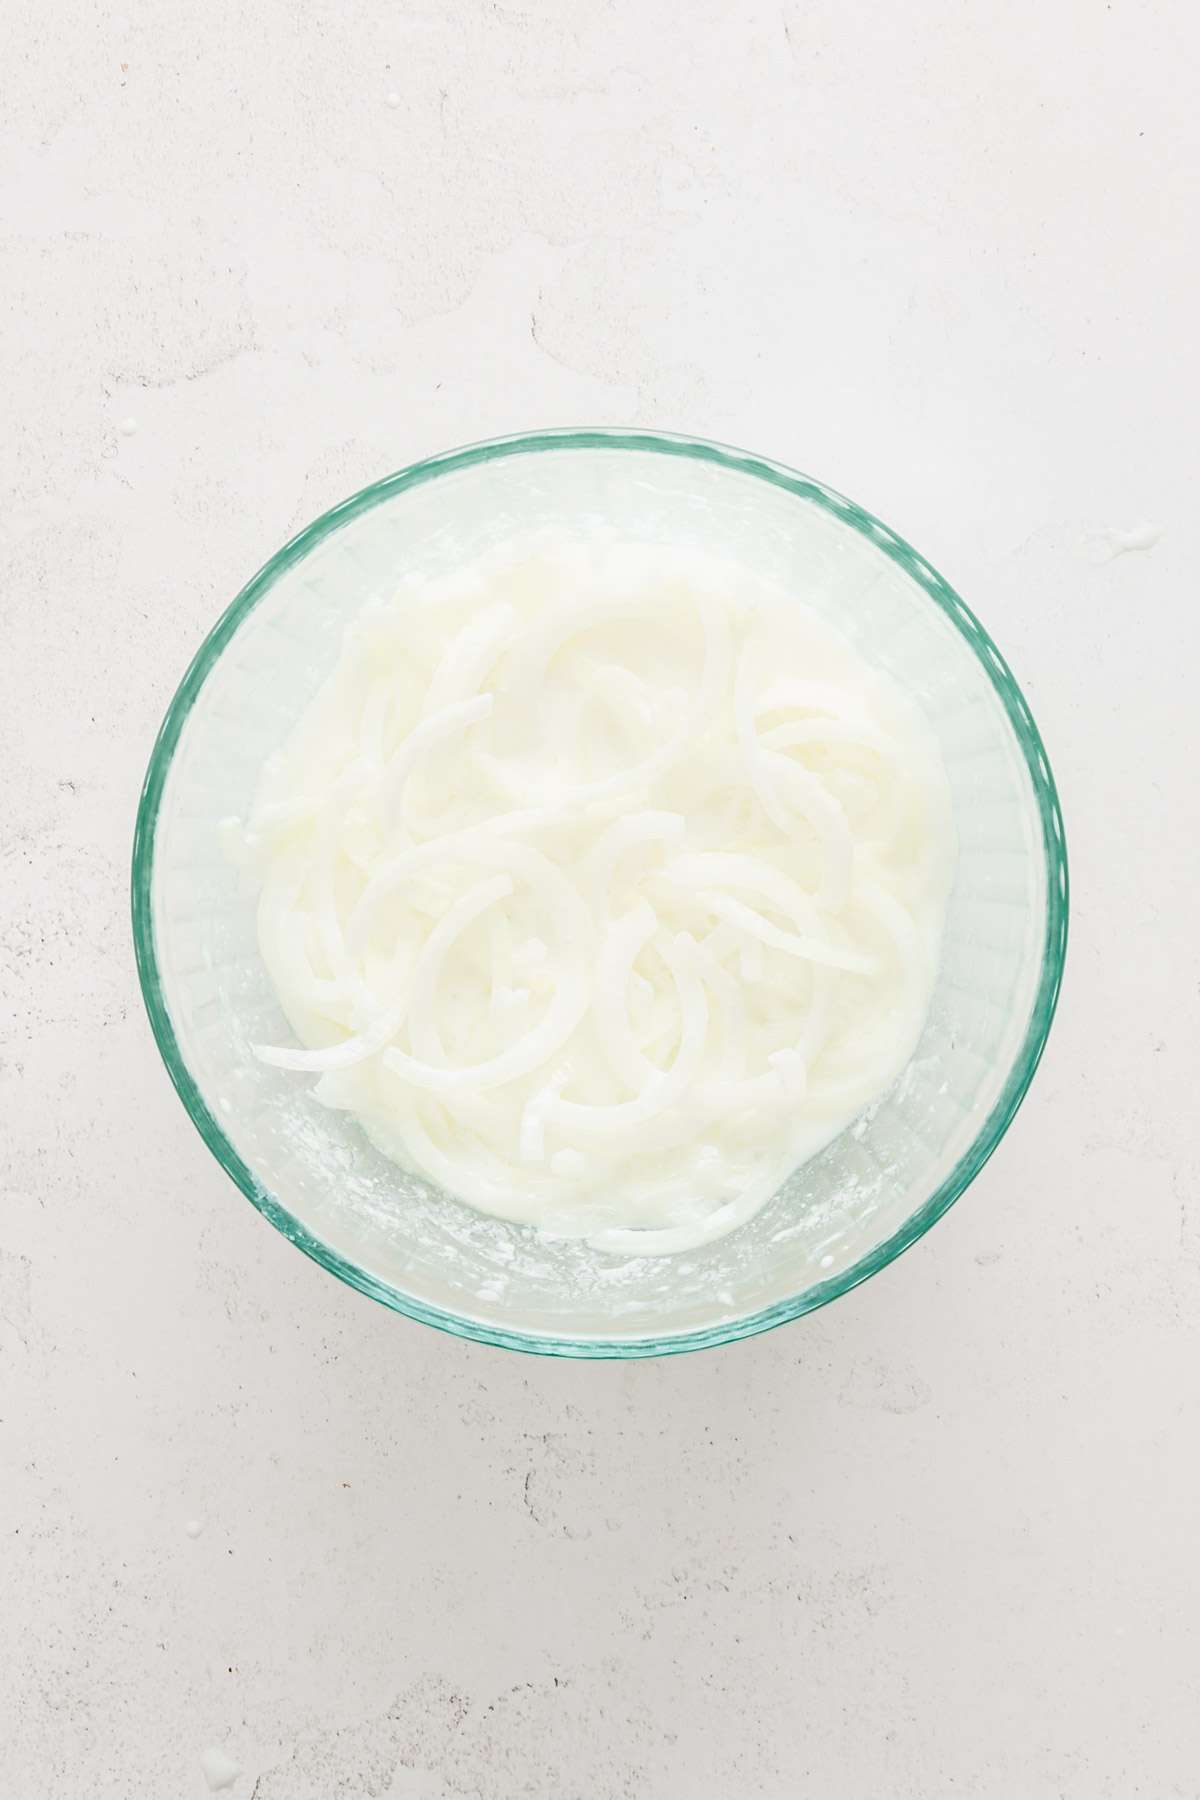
[3,1,1198,1794]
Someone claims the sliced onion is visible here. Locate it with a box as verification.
[424,602,517,715]
[734,638,853,907]
[693,892,874,974]
[578,812,685,913]
[543,934,709,1145]
[374,842,592,1093]
[383,693,494,832]
[253,987,411,1073]
[656,852,875,974]
[591,900,660,1091]
[246,541,951,1258]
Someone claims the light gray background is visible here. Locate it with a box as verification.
[3,2,1198,1795]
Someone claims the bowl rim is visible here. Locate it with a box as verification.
[131,427,1068,1358]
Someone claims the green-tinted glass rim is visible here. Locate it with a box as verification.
[131,428,1068,1358]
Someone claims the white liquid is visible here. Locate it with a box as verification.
[200,1747,241,1792]
[242,538,953,1255]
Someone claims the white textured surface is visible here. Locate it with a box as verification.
[2,1,1198,1794]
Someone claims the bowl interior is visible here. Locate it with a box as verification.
[135,433,1066,1354]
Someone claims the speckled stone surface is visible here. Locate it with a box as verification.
[3,2,1199,1795]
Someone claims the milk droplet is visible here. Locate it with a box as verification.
[385,91,401,108]
[1103,521,1163,558]
[185,1517,205,1538]
[118,416,138,437]
[200,1746,241,1792]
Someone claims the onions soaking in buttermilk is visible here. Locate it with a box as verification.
[237,538,954,1255]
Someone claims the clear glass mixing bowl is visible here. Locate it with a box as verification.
[132,430,1067,1356]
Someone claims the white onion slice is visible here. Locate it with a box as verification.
[591,900,661,1091]
[348,827,590,954]
[483,589,731,809]
[693,892,873,974]
[762,716,902,845]
[248,758,374,840]
[383,693,494,831]
[253,988,411,1073]
[734,639,854,908]
[579,812,686,913]
[424,603,516,715]
[543,934,709,1144]
[656,852,875,974]
[373,840,592,1093]
[586,1159,788,1257]
[402,874,516,1062]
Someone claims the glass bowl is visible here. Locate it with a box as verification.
[132,430,1067,1357]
